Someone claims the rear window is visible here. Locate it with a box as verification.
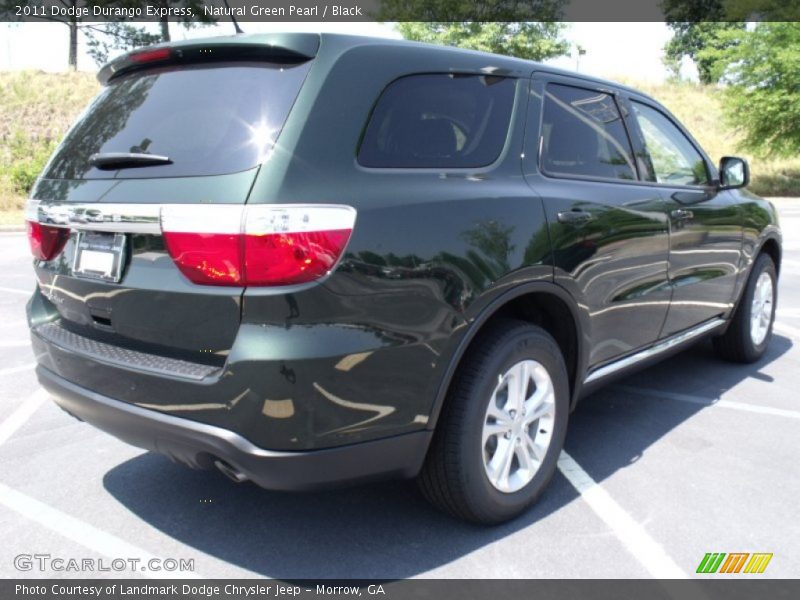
[540,83,637,181]
[44,62,311,180]
[358,74,516,169]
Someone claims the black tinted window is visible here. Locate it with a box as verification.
[631,102,710,186]
[45,62,311,180]
[541,83,637,181]
[358,74,515,168]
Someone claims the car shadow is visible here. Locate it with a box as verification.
[102,334,793,578]
[564,334,793,483]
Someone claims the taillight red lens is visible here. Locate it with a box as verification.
[26,221,69,261]
[160,205,356,287]
[244,229,353,286]
[162,232,243,285]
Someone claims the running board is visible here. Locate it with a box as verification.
[584,318,726,384]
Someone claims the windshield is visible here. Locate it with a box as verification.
[44,61,311,180]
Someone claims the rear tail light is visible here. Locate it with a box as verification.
[26,220,70,261]
[24,201,355,287]
[161,205,356,287]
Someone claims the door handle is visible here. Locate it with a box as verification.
[671,208,694,221]
[557,209,593,224]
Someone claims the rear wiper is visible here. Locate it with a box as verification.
[89,152,172,170]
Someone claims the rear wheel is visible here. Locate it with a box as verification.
[419,319,569,524]
[713,253,777,363]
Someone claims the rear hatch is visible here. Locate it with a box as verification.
[27,37,316,370]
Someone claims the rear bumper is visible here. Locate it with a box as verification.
[28,285,440,451]
[38,366,432,491]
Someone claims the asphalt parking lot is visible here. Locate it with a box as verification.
[0,201,798,580]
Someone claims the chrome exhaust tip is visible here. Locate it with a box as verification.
[214,459,248,483]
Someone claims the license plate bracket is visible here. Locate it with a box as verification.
[72,231,126,283]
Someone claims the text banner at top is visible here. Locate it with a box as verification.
[2,0,797,23]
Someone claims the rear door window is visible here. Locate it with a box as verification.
[540,83,637,181]
[358,74,516,169]
[44,62,311,180]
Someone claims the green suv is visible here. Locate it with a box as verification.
[26,33,781,523]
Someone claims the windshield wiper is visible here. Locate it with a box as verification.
[89,152,172,170]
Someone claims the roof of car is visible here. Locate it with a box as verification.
[316,32,647,97]
[101,31,644,96]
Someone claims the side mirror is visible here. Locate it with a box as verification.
[719,156,749,190]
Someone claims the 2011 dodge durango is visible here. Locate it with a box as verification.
[26,33,782,523]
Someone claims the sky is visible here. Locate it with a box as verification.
[0,21,693,83]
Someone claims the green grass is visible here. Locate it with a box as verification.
[0,71,797,228]
[0,71,100,223]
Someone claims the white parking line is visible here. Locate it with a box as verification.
[0,389,48,446]
[557,451,686,578]
[0,363,35,377]
[0,286,29,296]
[0,387,207,579]
[0,482,202,579]
[616,385,800,419]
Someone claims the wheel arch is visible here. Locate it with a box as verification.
[758,235,782,276]
[427,282,587,431]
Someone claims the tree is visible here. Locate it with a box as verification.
[84,23,163,66]
[723,0,800,20]
[662,1,745,84]
[1,1,216,70]
[394,22,569,61]
[1,1,145,69]
[714,22,800,157]
[140,0,216,43]
[91,1,215,63]
[664,22,745,83]
[0,0,86,69]
[378,1,570,62]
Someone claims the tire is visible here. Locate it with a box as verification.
[713,253,777,363]
[419,319,569,524]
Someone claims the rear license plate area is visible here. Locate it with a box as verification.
[72,231,126,283]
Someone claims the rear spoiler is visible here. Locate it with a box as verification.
[97,33,320,85]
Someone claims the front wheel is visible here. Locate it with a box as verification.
[713,253,777,363]
[418,320,569,524]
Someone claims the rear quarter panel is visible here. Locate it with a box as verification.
[238,41,557,449]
